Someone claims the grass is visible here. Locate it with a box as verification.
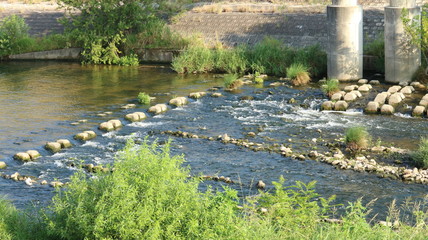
[321,78,340,97]
[412,137,428,168]
[0,139,428,239]
[364,36,385,74]
[223,74,242,89]
[345,126,370,152]
[137,92,151,105]
[286,63,311,86]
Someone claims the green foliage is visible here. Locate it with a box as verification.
[137,92,151,105]
[213,45,248,74]
[321,78,340,97]
[345,126,370,151]
[172,45,214,73]
[223,74,242,89]
[412,137,428,168]
[364,36,385,73]
[45,140,247,239]
[294,44,327,77]
[286,63,311,86]
[0,15,29,56]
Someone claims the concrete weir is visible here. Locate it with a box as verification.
[384,0,421,84]
[327,0,363,81]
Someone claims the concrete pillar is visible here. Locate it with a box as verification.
[327,0,363,81]
[385,0,421,83]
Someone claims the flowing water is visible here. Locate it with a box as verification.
[0,61,427,220]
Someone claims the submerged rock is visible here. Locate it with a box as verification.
[45,142,62,153]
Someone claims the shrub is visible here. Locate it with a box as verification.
[294,44,327,77]
[364,36,385,73]
[287,63,311,86]
[345,126,370,151]
[223,74,242,89]
[321,79,340,97]
[117,54,139,66]
[412,137,428,168]
[137,92,151,105]
[0,15,30,56]
[213,45,248,74]
[172,45,214,73]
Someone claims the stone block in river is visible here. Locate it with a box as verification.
[125,113,140,122]
[169,97,188,107]
[26,150,41,160]
[380,104,394,115]
[189,92,206,99]
[357,84,370,92]
[419,99,428,107]
[148,104,168,114]
[334,101,348,111]
[108,119,122,128]
[84,131,97,139]
[369,80,380,85]
[351,90,362,98]
[344,92,357,101]
[45,142,62,153]
[412,106,426,117]
[0,161,6,169]
[56,139,72,148]
[211,93,223,98]
[331,92,343,101]
[400,86,414,94]
[387,85,401,93]
[357,79,368,84]
[344,85,358,92]
[365,101,380,114]
[321,101,334,110]
[14,152,31,161]
[374,92,388,105]
[99,122,114,131]
[388,93,402,105]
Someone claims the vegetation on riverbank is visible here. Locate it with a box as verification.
[412,137,428,168]
[345,126,370,152]
[0,139,427,239]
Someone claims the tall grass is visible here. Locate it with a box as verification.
[345,126,370,151]
[321,78,340,97]
[287,63,311,86]
[412,137,428,168]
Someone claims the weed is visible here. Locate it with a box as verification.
[412,137,428,168]
[287,63,311,86]
[345,126,370,151]
[223,74,242,89]
[364,36,385,73]
[137,92,151,105]
[321,78,340,97]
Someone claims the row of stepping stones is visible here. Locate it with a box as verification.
[412,93,428,117]
[365,85,415,115]
[321,79,377,111]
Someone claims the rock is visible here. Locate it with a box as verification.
[388,86,402,93]
[410,81,421,86]
[25,178,34,186]
[351,90,362,98]
[56,139,72,148]
[400,86,414,94]
[45,142,62,153]
[121,103,136,109]
[374,92,388,105]
[189,92,206,99]
[108,119,122,129]
[256,180,266,189]
[388,93,402,105]
[14,152,31,161]
[422,94,428,101]
[331,92,343,101]
[321,101,334,111]
[344,85,358,92]
[369,80,380,85]
[365,101,380,114]
[412,106,426,117]
[169,97,188,107]
[398,81,408,86]
[240,96,254,101]
[269,82,282,87]
[0,161,6,169]
[50,181,64,188]
[220,134,230,142]
[380,104,394,115]
[344,92,357,101]
[125,113,140,122]
[74,132,89,141]
[211,92,223,98]
[419,99,428,107]
[357,85,370,92]
[247,132,256,137]
[70,122,79,126]
[78,119,88,123]
[334,101,348,111]
[296,155,306,160]
[40,180,48,185]
[97,113,107,117]
[308,151,319,158]
[10,172,20,181]
[26,150,41,160]
[99,121,114,132]
[358,79,368,84]
[148,104,168,114]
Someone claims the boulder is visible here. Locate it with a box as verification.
[365,101,380,114]
[400,86,414,94]
[334,101,348,111]
[56,139,72,148]
[13,152,31,161]
[344,92,357,101]
[344,85,358,92]
[358,85,370,92]
[380,104,394,115]
[331,92,343,101]
[189,92,206,99]
[211,92,223,98]
[26,150,41,160]
[388,93,403,105]
[419,99,428,107]
[134,112,146,120]
[125,113,140,122]
[148,104,168,114]
[256,180,266,189]
[321,101,334,111]
[357,79,368,84]
[84,131,97,139]
[387,86,401,93]
[0,161,6,169]
[374,92,388,105]
[99,121,115,132]
[399,81,408,86]
[169,97,188,107]
[74,132,89,141]
[45,142,62,153]
[351,90,362,98]
[413,106,426,117]
[422,94,428,101]
[369,80,380,85]
[108,119,122,129]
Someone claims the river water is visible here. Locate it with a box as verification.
[0,61,427,220]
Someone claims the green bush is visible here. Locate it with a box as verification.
[0,15,30,56]
[321,78,340,98]
[137,92,151,105]
[287,63,311,86]
[412,137,428,168]
[345,126,370,151]
[172,45,214,73]
[294,44,327,77]
[213,45,248,74]
[223,74,242,89]
[364,36,385,73]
